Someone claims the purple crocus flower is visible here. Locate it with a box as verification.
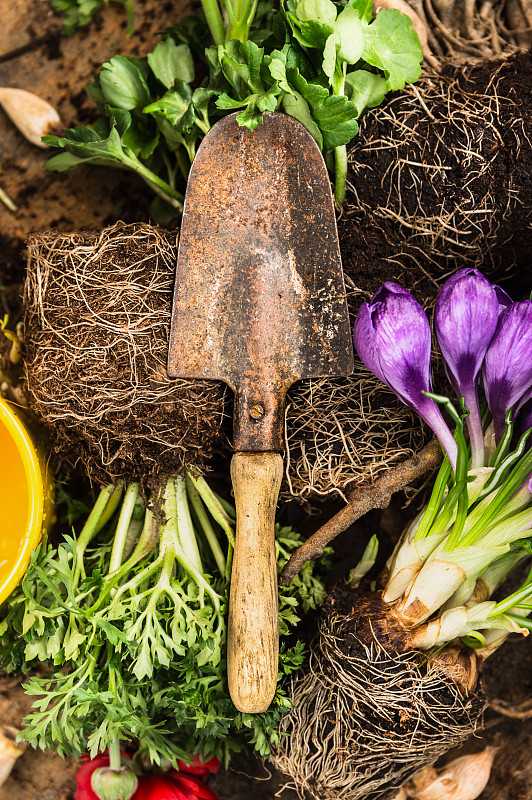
[495,285,513,313]
[483,300,532,441]
[434,269,499,468]
[354,282,458,468]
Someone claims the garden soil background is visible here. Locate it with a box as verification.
[1,1,532,798]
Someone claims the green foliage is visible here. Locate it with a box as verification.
[52,0,135,36]
[0,476,329,765]
[45,0,422,218]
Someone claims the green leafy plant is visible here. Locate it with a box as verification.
[52,0,135,36]
[44,0,422,219]
[0,470,329,764]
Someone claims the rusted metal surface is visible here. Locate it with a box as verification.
[168,112,353,452]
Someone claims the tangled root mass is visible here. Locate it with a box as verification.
[340,53,532,303]
[272,589,486,800]
[24,224,227,488]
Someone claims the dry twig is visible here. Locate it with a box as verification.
[279,438,442,585]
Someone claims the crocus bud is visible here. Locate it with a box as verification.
[91,766,138,800]
[0,88,61,148]
[434,269,499,467]
[483,300,532,441]
[354,282,457,468]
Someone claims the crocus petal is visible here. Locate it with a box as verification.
[434,268,498,396]
[494,284,513,313]
[355,282,457,467]
[434,269,499,467]
[483,300,532,439]
[352,301,388,386]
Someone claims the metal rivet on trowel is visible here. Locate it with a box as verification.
[250,405,265,420]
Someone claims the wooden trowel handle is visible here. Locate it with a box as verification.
[228,451,283,713]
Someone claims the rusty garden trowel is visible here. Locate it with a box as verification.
[167,112,353,713]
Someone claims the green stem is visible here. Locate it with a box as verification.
[108,732,121,771]
[214,491,236,519]
[333,147,347,206]
[175,148,190,182]
[122,153,184,208]
[124,0,135,36]
[73,485,115,587]
[187,472,235,548]
[159,147,178,188]
[92,557,163,615]
[185,473,226,575]
[95,483,124,535]
[415,460,452,541]
[143,177,183,210]
[108,483,140,575]
[175,475,204,574]
[201,0,226,44]
[122,509,158,570]
[225,0,258,40]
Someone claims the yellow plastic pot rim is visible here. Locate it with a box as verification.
[0,396,44,604]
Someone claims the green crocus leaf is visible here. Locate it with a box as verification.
[335,6,365,64]
[295,0,337,25]
[241,40,267,94]
[362,8,422,90]
[147,38,195,89]
[218,88,278,130]
[256,90,278,113]
[287,68,359,147]
[154,117,187,151]
[216,94,249,110]
[96,619,128,646]
[345,69,388,116]
[99,56,151,110]
[143,81,195,133]
[85,80,106,111]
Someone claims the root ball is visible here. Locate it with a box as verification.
[24,223,227,487]
[340,53,532,302]
[272,588,486,800]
